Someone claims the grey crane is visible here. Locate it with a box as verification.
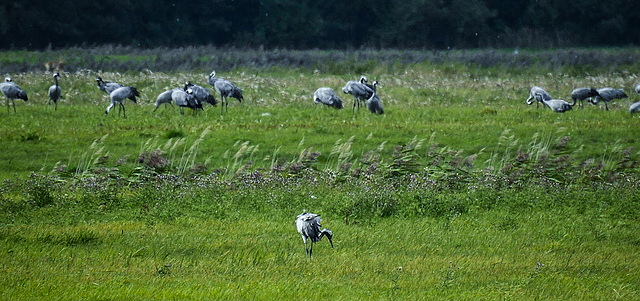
[96,77,124,94]
[591,88,628,111]
[105,86,139,117]
[366,89,384,114]
[629,102,640,115]
[172,88,202,114]
[207,71,243,113]
[48,72,62,110]
[296,211,333,259]
[534,93,573,113]
[342,79,375,112]
[0,77,28,113]
[184,81,217,107]
[154,88,182,112]
[313,87,343,109]
[360,75,376,90]
[526,86,552,108]
[570,87,599,109]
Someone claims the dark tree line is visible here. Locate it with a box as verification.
[1,0,639,50]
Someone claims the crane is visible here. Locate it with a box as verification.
[591,88,628,111]
[342,79,374,112]
[48,72,62,110]
[184,81,217,107]
[534,93,573,113]
[105,86,139,117]
[313,87,343,109]
[0,77,28,113]
[96,77,124,94]
[172,88,202,114]
[366,89,384,114]
[629,102,640,115]
[207,71,243,113]
[296,211,333,259]
[570,87,599,109]
[154,88,182,112]
[526,86,552,108]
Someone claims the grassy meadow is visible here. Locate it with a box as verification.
[1,48,640,299]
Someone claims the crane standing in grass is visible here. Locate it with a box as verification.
[172,88,202,114]
[591,88,628,111]
[629,102,640,115]
[296,211,333,259]
[96,77,124,94]
[0,77,28,113]
[570,87,599,109]
[184,81,217,107]
[366,89,384,114]
[154,88,182,112]
[534,93,573,113]
[48,72,62,110]
[313,87,343,109]
[105,86,139,117]
[207,71,243,113]
[342,78,374,112]
[526,86,552,108]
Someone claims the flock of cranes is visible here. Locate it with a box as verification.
[527,85,640,114]
[4,72,640,116]
[313,75,385,114]
[0,72,387,116]
[0,71,246,116]
[6,73,640,260]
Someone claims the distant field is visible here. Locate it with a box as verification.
[0,50,639,180]
[1,48,640,299]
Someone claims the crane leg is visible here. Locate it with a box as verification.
[605,102,609,111]
[303,241,310,258]
[12,101,16,113]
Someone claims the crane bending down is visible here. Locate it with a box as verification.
[534,93,573,113]
[526,86,552,108]
[173,88,202,114]
[313,87,343,109]
[184,81,217,107]
[570,87,599,109]
[154,88,179,111]
[590,88,628,111]
[105,86,139,117]
[48,72,62,110]
[207,71,243,113]
[296,211,333,259]
[0,77,28,113]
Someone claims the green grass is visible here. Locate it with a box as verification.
[1,49,640,299]
[0,66,638,179]
[1,180,639,300]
